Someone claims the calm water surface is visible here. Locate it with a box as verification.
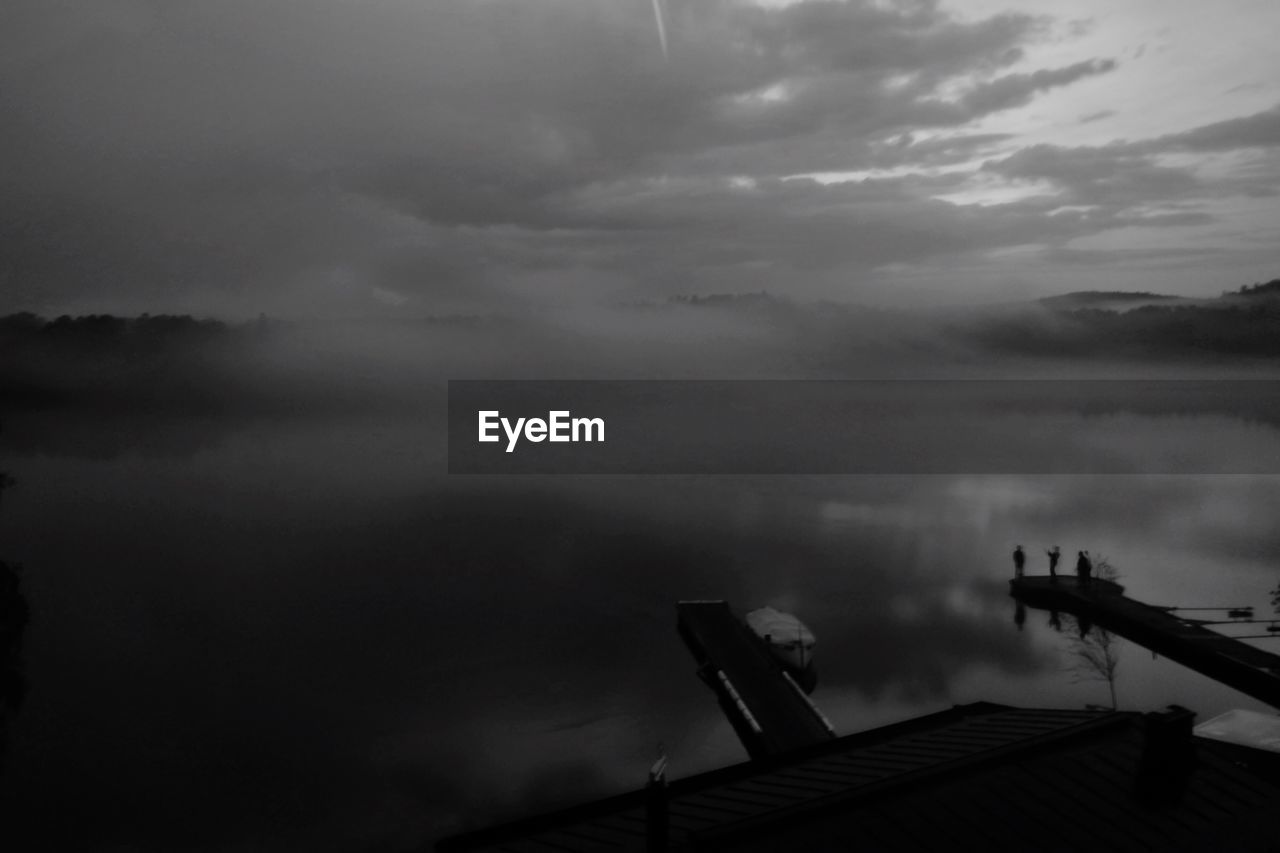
[1,412,1278,851]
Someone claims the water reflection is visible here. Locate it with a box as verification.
[0,413,1277,850]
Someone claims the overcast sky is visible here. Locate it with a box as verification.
[4,0,1279,317]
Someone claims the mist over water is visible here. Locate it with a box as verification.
[2,313,1280,850]
[6,0,1280,846]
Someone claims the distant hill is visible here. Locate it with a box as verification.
[667,291,783,308]
[1038,291,1185,311]
[1037,279,1280,313]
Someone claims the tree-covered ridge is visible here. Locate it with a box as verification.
[0,313,256,413]
[965,275,1280,359]
[1033,278,1280,309]
[1229,278,1280,298]
[1039,291,1179,307]
[967,301,1280,358]
[0,312,232,340]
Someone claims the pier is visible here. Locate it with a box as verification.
[676,600,835,759]
[1011,575,1280,708]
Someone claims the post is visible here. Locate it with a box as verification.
[647,754,669,852]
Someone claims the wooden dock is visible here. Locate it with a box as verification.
[1011,575,1280,708]
[677,600,835,759]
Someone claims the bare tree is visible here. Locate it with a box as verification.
[1063,555,1122,709]
[1093,555,1119,584]
[1066,620,1122,709]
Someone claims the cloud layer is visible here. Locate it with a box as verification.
[3,0,1279,315]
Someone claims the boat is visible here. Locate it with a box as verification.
[745,606,816,672]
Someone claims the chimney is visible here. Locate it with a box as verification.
[1135,704,1197,805]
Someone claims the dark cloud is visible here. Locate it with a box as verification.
[1154,103,1280,152]
[2,1,1270,314]
[986,144,1203,206]
[1040,245,1232,266]
[956,58,1115,117]
[0,0,1137,313]
[974,102,1280,249]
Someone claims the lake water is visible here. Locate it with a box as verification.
[1,409,1279,851]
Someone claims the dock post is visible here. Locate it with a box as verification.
[646,755,669,852]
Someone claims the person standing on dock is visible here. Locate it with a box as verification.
[1046,546,1061,581]
[1013,545,1026,577]
[1077,550,1093,587]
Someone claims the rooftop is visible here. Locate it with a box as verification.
[437,702,1280,851]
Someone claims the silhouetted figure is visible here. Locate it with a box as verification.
[1012,545,1026,578]
[1047,546,1061,582]
[1049,610,1062,632]
[1076,550,1093,587]
[1014,601,1026,631]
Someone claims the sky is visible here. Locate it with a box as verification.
[3,0,1280,317]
